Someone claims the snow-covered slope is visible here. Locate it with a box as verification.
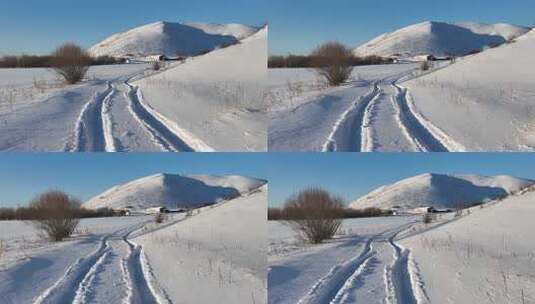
[400,186,535,303]
[350,173,533,210]
[402,25,535,151]
[89,21,259,58]
[85,173,266,210]
[132,26,267,152]
[353,21,529,58]
[134,185,267,303]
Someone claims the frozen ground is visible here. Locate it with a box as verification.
[135,185,267,304]
[401,185,535,304]
[268,63,445,152]
[0,186,266,304]
[269,187,535,304]
[134,27,267,151]
[0,27,266,152]
[269,216,425,304]
[403,29,535,151]
[269,29,535,152]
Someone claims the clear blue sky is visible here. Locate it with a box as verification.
[0,153,269,207]
[2,153,535,208]
[0,0,268,55]
[266,153,535,207]
[268,0,535,54]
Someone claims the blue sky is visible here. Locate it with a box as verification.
[2,153,535,208]
[0,153,269,207]
[2,0,533,56]
[266,153,535,207]
[268,0,535,54]
[0,0,267,55]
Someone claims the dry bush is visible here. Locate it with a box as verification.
[29,190,81,242]
[152,61,161,71]
[50,43,91,84]
[420,60,430,71]
[422,212,434,224]
[284,187,344,244]
[311,42,354,86]
[154,212,165,224]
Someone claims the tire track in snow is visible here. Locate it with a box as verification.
[296,236,376,304]
[360,86,383,152]
[101,83,120,152]
[67,81,113,152]
[384,224,419,304]
[121,227,163,304]
[33,236,112,304]
[391,83,450,152]
[322,83,381,152]
[125,82,198,152]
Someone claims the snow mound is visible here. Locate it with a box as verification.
[350,173,533,210]
[85,173,266,210]
[353,21,529,58]
[184,22,260,40]
[89,21,259,58]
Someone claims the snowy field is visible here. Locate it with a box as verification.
[0,27,266,152]
[134,27,267,152]
[269,187,535,304]
[135,185,267,304]
[268,63,442,152]
[0,186,266,304]
[268,29,535,152]
[403,29,535,151]
[401,186,535,304]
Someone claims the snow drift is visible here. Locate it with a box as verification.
[350,173,533,210]
[402,24,535,151]
[400,185,535,303]
[84,173,266,210]
[89,21,260,58]
[353,21,529,58]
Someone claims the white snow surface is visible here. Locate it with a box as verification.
[133,27,267,151]
[89,21,259,58]
[84,173,267,210]
[350,173,533,210]
[354,21,529,58]
[134,185,267,304]
[400,185,535,303]
[402,27,535,151]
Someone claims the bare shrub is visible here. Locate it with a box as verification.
[284,187,344,244]
[311,42,354,86]
[420,60,430,71]
[29,190,81,242]
[0,240,5,258]
[154,212,165,224]
[422,212,434,224]
[152,61,161,71]
[50,44,91,84]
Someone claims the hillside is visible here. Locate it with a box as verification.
[400,185,535,303]
[401,25,535,151]
[353,21,529,58]
[133,184,267,303]
[84,173,266,210]
[350,173,533,210]
[89,21,259,58]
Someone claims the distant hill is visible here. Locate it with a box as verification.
[353,21,529,58]
[88,21,260,58]
[84,173,266,210]
[350,173,533,211]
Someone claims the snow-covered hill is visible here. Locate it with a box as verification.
[350,173,533,210]
[134,184,267,303]
[89,21,260,58]
[84,173,266,210]
[400,186,535,303]
[353,21,529,58]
